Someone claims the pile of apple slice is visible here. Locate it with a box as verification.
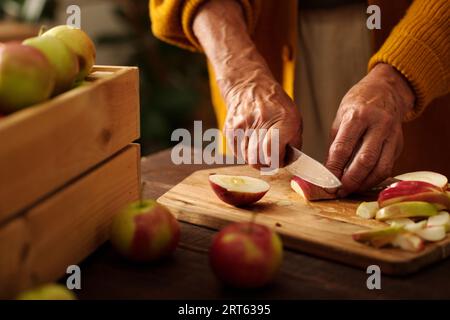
[353,171,450,252]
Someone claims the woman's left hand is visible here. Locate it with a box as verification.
[325,63,415,197]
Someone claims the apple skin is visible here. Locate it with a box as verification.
[16,283,76,300]
[378,180,449,209]
[23,35,79,95]
[110,200,180,262]
[290,175,336,201]
[209,181,267,207]
[375,201,439,221]
[209,222,283,288]
[0,43,55,114]
[43,25,96,81]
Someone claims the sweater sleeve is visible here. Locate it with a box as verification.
[368,0,450,121]
[149,0,260,52]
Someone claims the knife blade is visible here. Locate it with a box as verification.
[284,145,342,188]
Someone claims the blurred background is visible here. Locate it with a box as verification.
[0,0,216,155]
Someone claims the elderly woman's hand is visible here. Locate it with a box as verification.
[193,0,301,169]
[326,63,415,196]
[219,62,302,169]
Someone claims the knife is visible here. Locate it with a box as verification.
[284,145,342,188]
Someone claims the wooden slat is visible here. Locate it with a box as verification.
[158,165,450,275]
[0,66,140,222]
[0,144,140,298]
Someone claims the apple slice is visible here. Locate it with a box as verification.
[415,226,446,242]
[375,201,439,221]
[352,226,404,248]
[385,218,415,227]
[392,233,425,252]
[378,180,445,208]
[356,201,379,219]
[290,176,336,201]
[404,220,427,232]
[427,212,449,230]
[209,174,270,207]
[394,171,448,189]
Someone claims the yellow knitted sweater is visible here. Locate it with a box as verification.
[149,0,449,122]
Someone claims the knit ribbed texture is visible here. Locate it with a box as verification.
[368,0,450,121]
[150,0,260,52]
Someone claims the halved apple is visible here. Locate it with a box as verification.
[392,233,425,252]
[378,181,450,210]
[209,174,270,207]
[290,175,336,201]
[356,201,379,219]
[352,226,404,248]
[394,171,448,189]
[375,201,439,221]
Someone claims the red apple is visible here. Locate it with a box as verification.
[378,180,449,209]
[110,199,180,262]
[209,222,283,288]
[209,174,270,207]
[290,175,336,201]
[0,43,55,114]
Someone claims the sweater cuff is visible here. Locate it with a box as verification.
[368,33,449,121]
[182,0,259,52]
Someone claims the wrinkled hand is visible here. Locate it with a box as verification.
[220,66,302,169]
[192,0,301,170]
[326,63,415,196]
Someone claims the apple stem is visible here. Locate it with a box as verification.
[140,181,146,207]
[38,25,48,36]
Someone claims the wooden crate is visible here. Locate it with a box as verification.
[0,144,140,298]
[0,66,141,298]
[0,66,140,222]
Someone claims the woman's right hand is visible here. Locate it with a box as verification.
[193,0,302,169]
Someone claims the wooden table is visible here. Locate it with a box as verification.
[77,149,450,299]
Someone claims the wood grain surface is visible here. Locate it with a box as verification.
[73,149,450,299]
[0,66,140,222]
[0,144,140,298]
[158,165,450,275]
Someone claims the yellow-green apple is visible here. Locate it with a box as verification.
[42,25,96,81]
[394,171,448,189]
[110,200,180,262]
[356,201,379,219]
[16,283,76,300]
[0,43,55,114]
[290,175,336,201]
[376,201,439,221]
[209,174,270,207]
[23,35,79,95]
[209,222,283,288]
[378,180,450,209]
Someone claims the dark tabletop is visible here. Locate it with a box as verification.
[77,149,450,299]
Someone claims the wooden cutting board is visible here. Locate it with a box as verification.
[157,165,450,275]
